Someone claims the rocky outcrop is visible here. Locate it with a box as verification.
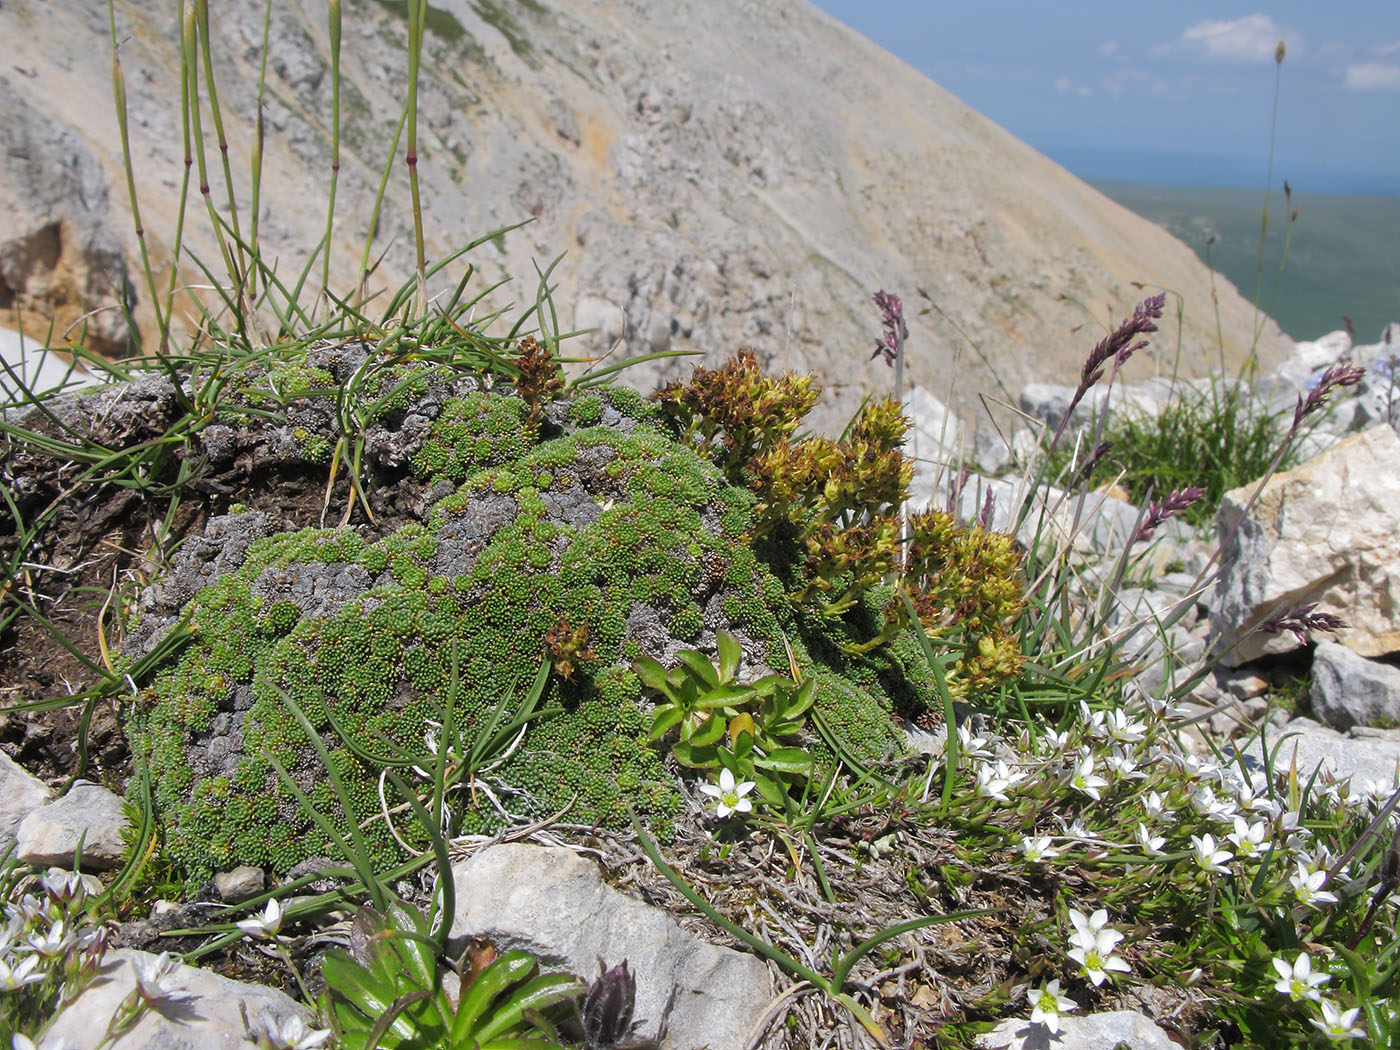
[1210,424,1400,666]
[0,77,135,357]
[449,844,773,1050]
[0,0,1288,430]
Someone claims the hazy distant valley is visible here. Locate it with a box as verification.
[1092,179,1399,343]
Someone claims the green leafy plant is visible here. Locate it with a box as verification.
[321,902,582,1050]
[636,631,816,800]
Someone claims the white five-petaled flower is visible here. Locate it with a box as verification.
[1027,978,1077,1034]
[1272,952,1330,1002]
[1017,836,1061,863]
[235,898,285,940]
[1104,708,1146,743]
[1067,909,1130,986]
[1079,702,1108,738]
[258,1013,334,1050]
[1143,790,1174,823]
[976,760,1026,803]
[25,919,72,958]
[1105,747,1146,781]
[957,723,996,760]
[1068,928,1131,986]
[1189,784,1237,823]
[0,954,44,992]
[1135,822,1166,856]
[1068,753,1109,800]
[1191,833,1233,875]
[1310,999,1365,1040]
[1227,816,1269,859]
[132,950,183,1004]
[1290,863,1340,908]
[699,768,755,818]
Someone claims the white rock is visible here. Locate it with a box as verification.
[43,948,315,1050]
[1210,425,1400,665]
[0,750,51,847]
[214,865,267,904]
[572,295,626,351]
[448,843,771,1050]
[1239,718,1400,799]
[979,1009,1178,1050]
[904,385,966,470]
[16,780,129,871]
[1310,641,1400,731]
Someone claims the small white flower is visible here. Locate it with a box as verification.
[1135,822,1166,856]
[1056,815,1107,844]
[1042,728,1071,752]
[1191,833,1233,875]
[1067,918,1130,987]
[1272,952,1330,1002]
[1068,754,1109,800]
[1190,785,1237,823]
[1105,747,1146,781]
[1227,816,1269,859]
[13,1034,38,1050]
[699,768,756,819]
[1310,998,1365,1040]
[1143,790,1174,823]
[1017,836,1061,863]
[0,954,44,992]
[235,899,285,940]
[1079,701,1108,738]
[1067,908,1119,949]
[957,722,996,760]
[1278,810,1308,836]
[132,951,183,1004]
[1027,978,1077,1034]
[258,1013,333,1050]
[976,760,1026,803]
[26,919,72,958]
[1104,708,1146,743]
[1291,863,1339,908]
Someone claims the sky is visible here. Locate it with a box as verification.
[810,2,1400,194]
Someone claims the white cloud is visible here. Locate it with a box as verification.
[1345,62,1400,90]
[1055,75,1072,93]
[1175,14,1293,63]
[1098,41,1119,59]
[1377,39,1400,57]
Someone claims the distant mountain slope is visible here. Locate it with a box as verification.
[0,0,1291,433]
[1090,180,1400,344]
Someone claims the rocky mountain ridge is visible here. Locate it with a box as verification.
[0,0,1290,432]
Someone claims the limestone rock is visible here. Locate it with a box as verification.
[0,750,51,847]
[448,843,771,1050]
[214,865,267,905]
[16,780,129,871]
[1310,641,1400,731]
[1239,718,1400,799]
[1210,425,1400,665]
[980,1010,1178,1050]
[43,948,316,1050]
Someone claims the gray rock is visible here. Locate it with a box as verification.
[1310,641,1400,731]
[1211,425,1400,665]
[0,750,51,848]
[214,865,267,904]
[43,948,316,1050]
[980,1010,1178,1050]
[16,780,129,871]
[448,843,771,1050]
[1237,718,1400,798]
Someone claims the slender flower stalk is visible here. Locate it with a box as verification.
[1052,293,1167,447]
